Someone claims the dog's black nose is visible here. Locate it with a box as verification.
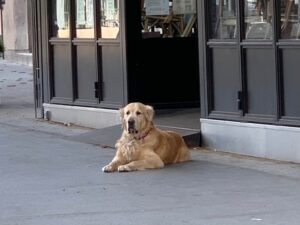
[128,119,135,129]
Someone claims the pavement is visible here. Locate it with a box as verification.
[1,60,300,225]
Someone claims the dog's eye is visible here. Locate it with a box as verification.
[126,111,130,115]
[136,111,141,116]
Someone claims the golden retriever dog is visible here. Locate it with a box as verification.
[102,102,191,172]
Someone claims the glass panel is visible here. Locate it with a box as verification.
[76,0,95,38]
[244,0,273,40]
[141,0,197,38]
[281,0,300,39]
[100,0,120,39]
[52,0,70,38]
[209,0,237,39]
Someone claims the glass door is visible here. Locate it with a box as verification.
[48,0,124,108]
[279,0,300,123]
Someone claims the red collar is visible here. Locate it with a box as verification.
[136,129,151,140]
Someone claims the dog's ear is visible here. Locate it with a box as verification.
[119,107,125,129]
[145,105,154,122]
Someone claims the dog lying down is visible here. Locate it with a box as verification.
[102,102,191,172]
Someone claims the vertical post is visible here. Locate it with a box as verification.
[0,2,4,59]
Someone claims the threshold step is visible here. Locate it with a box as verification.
[68,124,200,148]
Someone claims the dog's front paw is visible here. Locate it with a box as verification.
[118,165,133,172]
[102,165,116,173]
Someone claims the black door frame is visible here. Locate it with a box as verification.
[199,0,300,127]
[31,0,44,118]
[37,0,126,109]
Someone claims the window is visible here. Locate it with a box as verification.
[52,0,70,38]
[209,0,237,39]
[76,0,95,38]
[100,0,120,39]
[244,0,273,39]
[141,0,197,38]
[281,0,300,39]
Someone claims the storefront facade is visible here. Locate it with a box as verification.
[32,0,300,162]
[198,0,300,162]
[32,0,199,126]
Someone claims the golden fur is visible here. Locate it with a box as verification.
[102,102,191,172]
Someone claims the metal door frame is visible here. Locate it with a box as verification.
[31,0,44,118]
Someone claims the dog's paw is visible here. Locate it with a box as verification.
[118,165,133,172]
[102,165,115,173]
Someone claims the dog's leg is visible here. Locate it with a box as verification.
[118,152,164,172]
[102,154,126,173]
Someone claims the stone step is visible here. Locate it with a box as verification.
[68,124,200,149]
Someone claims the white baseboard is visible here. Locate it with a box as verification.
[200,119,300,163]
[43,103,120,129]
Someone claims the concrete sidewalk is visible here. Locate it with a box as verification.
[1,60,300,225]
[0,59,91,136]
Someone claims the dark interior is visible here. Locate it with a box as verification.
[125,0,200,109]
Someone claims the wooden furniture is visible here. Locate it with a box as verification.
[143,13,184,37]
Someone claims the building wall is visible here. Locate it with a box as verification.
[2,0,32,65]
[0,10,2,37]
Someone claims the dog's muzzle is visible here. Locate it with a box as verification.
[127,119,138,134]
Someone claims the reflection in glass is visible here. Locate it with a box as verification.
[76,0,94,38]
[244,0,273,39]
[209,0,237,39]
[52,0,70,38]
[281,0,300,39]
[141,0,197,38]
[100,0,120,39]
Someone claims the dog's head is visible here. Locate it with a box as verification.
[119,102,154,135]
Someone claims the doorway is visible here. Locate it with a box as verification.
[125,0,200,109]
